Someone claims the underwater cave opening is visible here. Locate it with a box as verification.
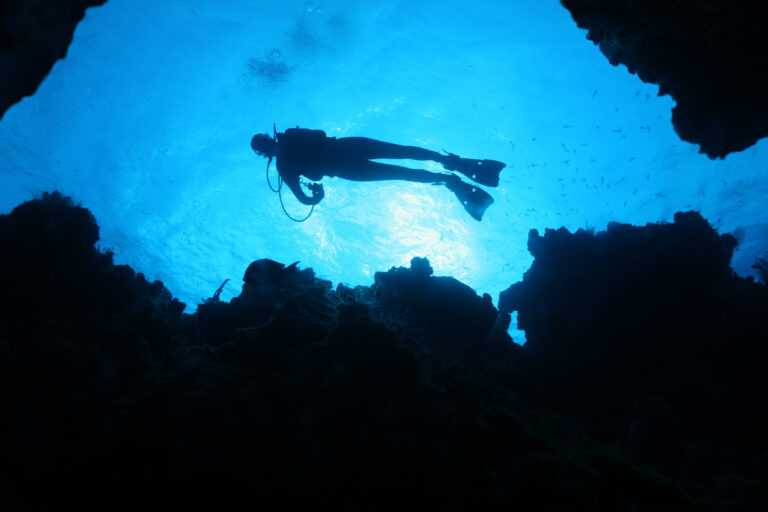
[1,0,767,344]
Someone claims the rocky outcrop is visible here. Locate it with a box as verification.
[0,0,107,119]
[2,193,767,509]
[500,212,768,477]
[561,0,768,158]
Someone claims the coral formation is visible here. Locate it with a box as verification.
[0,0,108,119]
[500,212,768,448]
[752,252,768,284]
[2,193,767,509]
[561,0,768,157]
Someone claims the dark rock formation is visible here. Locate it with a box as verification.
[0,0,107,120]
[501,211,768,503]
[2,193,767,510]
[561,0,768,158]
[368,256,500,346]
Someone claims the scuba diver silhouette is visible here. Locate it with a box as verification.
[251,126,506,221]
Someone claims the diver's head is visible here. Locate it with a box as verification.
[251,133,277,157]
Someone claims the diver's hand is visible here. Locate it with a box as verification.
[307,182,325,203]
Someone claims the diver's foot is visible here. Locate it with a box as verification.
[442,153,505,187]
[444,174,494,221]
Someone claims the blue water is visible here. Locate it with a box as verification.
[2,0,767,342]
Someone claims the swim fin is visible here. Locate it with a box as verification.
[442,153,505,187]
[444,175,494,221]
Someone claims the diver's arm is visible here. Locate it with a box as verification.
[283,173,324,205]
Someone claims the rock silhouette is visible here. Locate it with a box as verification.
[1,193,766,509]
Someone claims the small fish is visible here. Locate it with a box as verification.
[629,156,636,161]
[635,90,640,96]
[562,160,570,165]
[612,129,622,133]
[592,89,598,97]
[646,173,650,180]
[562,125,572,128]
[561,142,567,150]
[633,188,638,194]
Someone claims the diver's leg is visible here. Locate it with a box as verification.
[332,160,448,183]
[335,137,504,187]
[334,137,444,162]
[333,161,493,221]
